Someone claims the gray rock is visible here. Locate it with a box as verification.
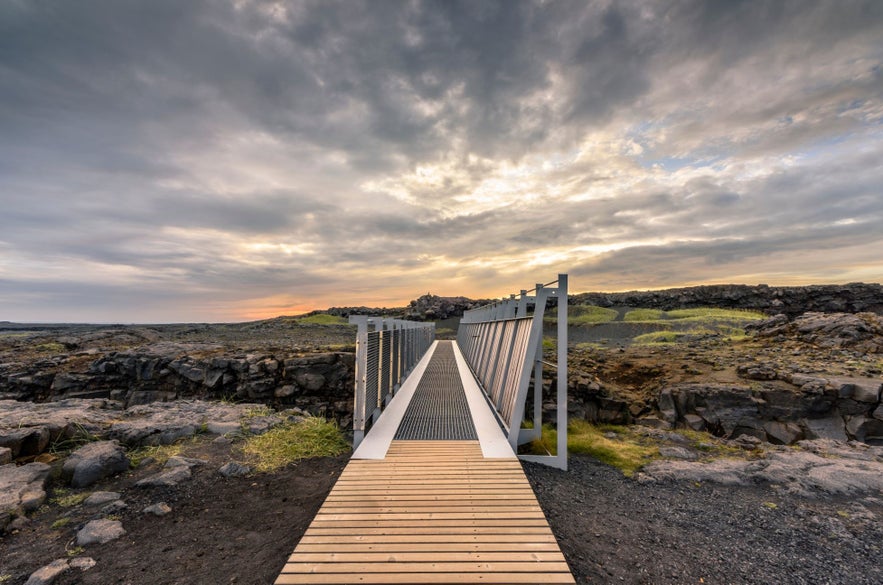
[0,446,11,464]
[0,426,50,458]
[831,377,882,403]
[296,372,325,391]
[24,559,70,585]
[76,519,125,545]
[69,557,96,571]
[683,414,706,431]
[0,462,51,533]
[640,439,883,497]
[873,404,883,421]
[275,384,297,398]
[846,416,883,444]
[164,456,205,469]
[803,416,848,442]
[135,466,191,488]
[99,500,127,514]
[764,421,803,445]
[659,446,698,460]
[206,421,240,435]
[218,462,251,477]
[62,441,130,488]
[83,491,121,506]
[143,502,172,516]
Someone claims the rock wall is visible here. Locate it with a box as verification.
[0,345,355,426]
[572,283,883,316]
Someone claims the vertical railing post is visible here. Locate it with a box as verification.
[556,273,568,471]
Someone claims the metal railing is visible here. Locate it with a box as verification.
[349,316,435,448]
[457,274,568,470]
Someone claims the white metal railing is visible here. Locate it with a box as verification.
[349,316,435,448]
[457,274,568,470]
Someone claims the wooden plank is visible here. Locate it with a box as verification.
[279,561,572,573]
[288,552,567,563]
[322,495,537,503]
[298,533,559,543]
[314,512,546,521]
[319,504,542,512]
[308,520,550,528]
[304,526,554,536]
[297,537,560,553]
[276,573,574,584]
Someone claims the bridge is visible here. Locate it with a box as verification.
[276,275,574,584]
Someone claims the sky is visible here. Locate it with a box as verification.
[1,0,882,323]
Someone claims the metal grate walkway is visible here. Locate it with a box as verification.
[394,342,477,441]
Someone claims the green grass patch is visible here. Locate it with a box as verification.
[51,490,89,508]
[547,304,618,326]
[128,443,184,467]
[34,342,66,353]
[574,341,608,351]
[296,314,349,325]
[241,417,349,473]
[623,308,665,321]
[51,517,72,529]
[568,421,659,476]
[525,421,659,476]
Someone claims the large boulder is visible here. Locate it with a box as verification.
[62,441,130,488]
[0,462,51,533]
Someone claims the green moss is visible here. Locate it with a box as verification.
[34,342,66,353]
[296,314,349,325]
[664,308,766,321]
[241,417,349,473]
[623,308,665,321]
[547,304,618,326]
[633,330,683,344]
[51,517,72,529]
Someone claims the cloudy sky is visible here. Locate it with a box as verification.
[1,0,881,323]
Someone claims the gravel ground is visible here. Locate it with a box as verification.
[524,455,883,585]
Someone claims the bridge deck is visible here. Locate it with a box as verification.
[275,342,575,584]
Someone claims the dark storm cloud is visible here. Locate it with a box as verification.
[0,0,881,321]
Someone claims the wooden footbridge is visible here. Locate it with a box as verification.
[276,276,574,584]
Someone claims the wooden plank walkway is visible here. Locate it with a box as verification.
[276,441,574,584]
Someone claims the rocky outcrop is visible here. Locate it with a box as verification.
[653,372,882,445]
[0,399,310,460]
[747,312,883,353]
[572,283,883,317]
[404,294,492,321]
[0,346,355,424]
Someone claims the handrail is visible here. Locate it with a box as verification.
[349,316,434,448]
[457,273,568,470]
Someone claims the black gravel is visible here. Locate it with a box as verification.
[523,455,883,585]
